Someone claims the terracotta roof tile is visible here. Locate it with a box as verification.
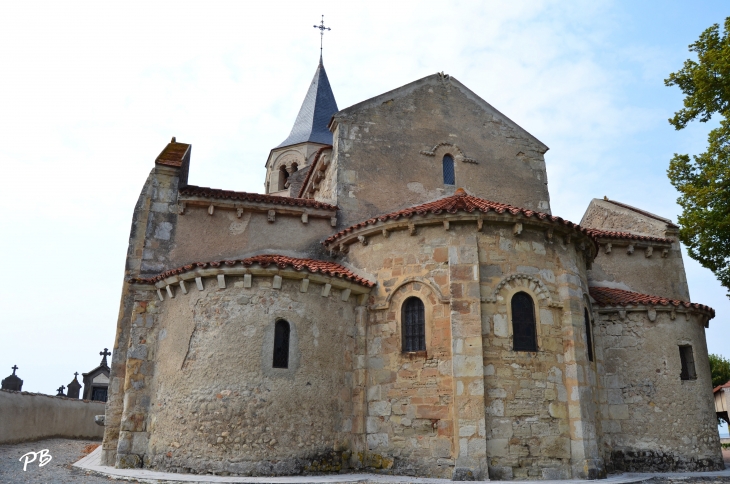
[130,255,374,288]
[156,139,190,167]
[713,381,730,393]
[179,185,337,211]
[589,286,714,317]
[586,228,672,244]
[324,189,595,246]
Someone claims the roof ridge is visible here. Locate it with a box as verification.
[603,199,678,228]
[179,185,337,211]
[129,254,374,288]
[586,228,673,244]
[588,286,714,317]
[324,191,592,246]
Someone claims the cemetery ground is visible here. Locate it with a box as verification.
[0,438,727,483]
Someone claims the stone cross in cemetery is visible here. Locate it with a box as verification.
[82,348,111,402]
[100,348,111,366]
[1,365,23,391]
[67,372,81,399]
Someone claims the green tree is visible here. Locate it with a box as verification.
[710,353,730,388]
[665,18,730,298]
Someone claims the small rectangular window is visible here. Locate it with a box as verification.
[679,345,696,380]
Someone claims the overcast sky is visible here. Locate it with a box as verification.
[0,0,728,432]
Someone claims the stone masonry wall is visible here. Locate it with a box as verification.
[331,75,551,228]
[477,226,601,479]
[345,219,600,479]
[143,275,362,476]
[169,206,334,266]
[593,310,723,471]
[102,164,181,466]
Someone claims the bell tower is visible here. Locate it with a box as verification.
[264,57,338,197]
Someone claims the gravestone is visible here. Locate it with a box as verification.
[82,348,111,402]
[1,365,23,391]
[67,372,81,399]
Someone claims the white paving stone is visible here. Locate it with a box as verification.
[74,446,730,484]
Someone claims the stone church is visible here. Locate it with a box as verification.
[100,57,723,479]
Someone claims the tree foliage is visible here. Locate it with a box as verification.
[665,18,730,297]
[709,353,730,388]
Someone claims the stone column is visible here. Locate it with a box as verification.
[556,271,604,478]
[349,305,369,469]
[448,234,488,480]
[103,160,181,467]
[115,291,159,469]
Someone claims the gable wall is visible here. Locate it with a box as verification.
[331,77,551,227]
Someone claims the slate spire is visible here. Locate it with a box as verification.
[276,59,338,148]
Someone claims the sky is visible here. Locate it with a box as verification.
[0,1,728,434]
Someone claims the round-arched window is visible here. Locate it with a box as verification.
[402,297,426,352]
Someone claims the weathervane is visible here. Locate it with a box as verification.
[313,15,331,60]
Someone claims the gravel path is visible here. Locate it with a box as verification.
[0,438,124,483]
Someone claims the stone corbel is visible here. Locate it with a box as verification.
[618,309,627,320]
[443,220,450,230]
[513,223,523,236]
[648,307,657,322]
[627,244,634,255]
[645,246,653,258]
[268,210,276,223]
[476,216,483,232]
[236,208,244,218]
[339,243,348,254]
[564,234,572,245]
[208,204,215,216]
[330,216,337,227]
[604,243,612,254]
[177,202,186,215]
[358,235,368,246]
[301,213,309,224]
[662,248,669,258]
[545,228,553,242]
[382,228,390,238]
[408,223,417,236]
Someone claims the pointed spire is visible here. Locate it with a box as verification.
[276,59,338,148]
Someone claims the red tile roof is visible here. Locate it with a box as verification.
[714,381,730,393]
[297,145,332,198]
[156,138,190,167]
[179,185,337,211]
[130,255,374,288]
[324,189,596,246]
[586,228,672,244]
[589,286,714,317]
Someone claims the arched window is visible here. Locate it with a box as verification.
[402,297,426,352]
[442,155,455,185]
[584,308,594,362]
[511,292,537,352]
[273,320,290,368]
[278,166,289,191]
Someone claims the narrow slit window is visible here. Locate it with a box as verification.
[273,320,290,368]
[278,166,289,190]
[512,292,537,352]
[679,345,696,380]
[584,308,594,362]
[402,297,426,352]
[442,155,455,185]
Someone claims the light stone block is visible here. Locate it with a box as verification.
[272,275,282,289]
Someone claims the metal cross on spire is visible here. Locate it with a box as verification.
[313,15,331,62]
[74,372,79,378]
[11,365,18,375]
